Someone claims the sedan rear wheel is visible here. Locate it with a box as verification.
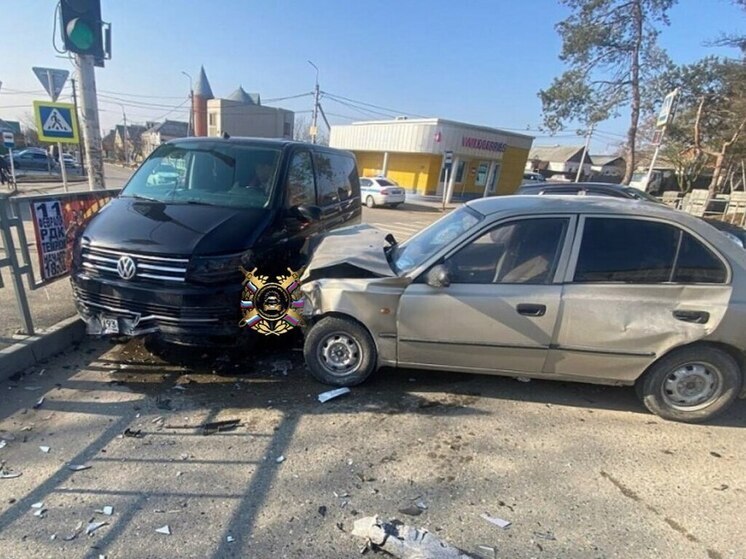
[636,346,742,423]
[304,317,377,386]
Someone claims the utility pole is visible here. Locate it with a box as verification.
[71,78,85,175]
[308,60,319,144]
[181,71,193,136]
[76,53,105,190]
[575,123,594,182]
[121,107,129,166]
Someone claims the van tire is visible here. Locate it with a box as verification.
[636,346,742,423]
[366,196,376,208]
[304,316,377,386]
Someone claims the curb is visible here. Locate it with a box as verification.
[0,316,85,382]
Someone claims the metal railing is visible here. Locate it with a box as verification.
[0,189,121,335]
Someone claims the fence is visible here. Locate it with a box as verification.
[0,189,120,335]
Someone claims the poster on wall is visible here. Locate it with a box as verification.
[31,193,112,283]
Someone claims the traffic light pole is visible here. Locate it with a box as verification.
[76,54,105,190]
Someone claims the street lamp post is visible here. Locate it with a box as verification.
[181,71,193,136]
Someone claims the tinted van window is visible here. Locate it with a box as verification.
[314,152,359,205]
[574,218,679,283]
[286,151,316,207]
[674,232,727,283]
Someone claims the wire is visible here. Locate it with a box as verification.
[322,91,430,119]
[322,96,397,119]
[98,89,188,100]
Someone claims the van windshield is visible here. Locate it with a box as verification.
[121,142,281,209]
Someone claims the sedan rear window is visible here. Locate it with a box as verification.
[376,179,396,187]
[574,218,726,284]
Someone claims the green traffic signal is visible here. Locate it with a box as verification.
[66,18,95,51]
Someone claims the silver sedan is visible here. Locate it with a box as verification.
[301,196,746,423]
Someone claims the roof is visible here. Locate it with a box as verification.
[589,155,625,166]
[226,86,260,105]
[194,65,214,99]
[165,136,355,154]
[115,124,148,138]
[346,117,534,141]
[528,145,588,163]
[144,120,189,137]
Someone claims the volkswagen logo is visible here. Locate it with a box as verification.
[116,256,137,280]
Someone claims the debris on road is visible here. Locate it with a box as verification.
[63,521,84,541]
[318,505,327,517]
[398,497,428,517]
[200,419,240,435]
[515,377,531,383]
[227,536,235,543]
[33,507,47,518]
[39,446,50,453]
[475,544,497,559]
[68,464,92,471]
[156,525,172,535]
[123,428,144,438]
[31,502,44,509]
[318,387,351,403]
[0,470,22,479]
[351,516,474,558]
[155,396,172,411]
[33,397,45,409]
[480,513,511,529]
[86,521,108,535]
[276,455,285,463]
[0,440,6,449]
[533,530,556,541]
[96,506,114,516]
[173,385,187,391]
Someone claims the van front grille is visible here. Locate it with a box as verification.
[81,246,188,283]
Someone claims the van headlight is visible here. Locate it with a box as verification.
[187,252,250,284]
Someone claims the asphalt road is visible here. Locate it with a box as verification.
[0,336,743,559]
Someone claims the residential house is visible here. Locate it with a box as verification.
[526,145,593,180]
[589,154,625,183]
[141,120,189,157]
[113,124,148,163]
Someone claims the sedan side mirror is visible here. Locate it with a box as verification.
[291,204,322,222]
[426,264,451,288]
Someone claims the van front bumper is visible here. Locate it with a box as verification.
[71,273,244,343]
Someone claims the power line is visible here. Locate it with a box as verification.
[322,91,430,119]
[322,96,397,119]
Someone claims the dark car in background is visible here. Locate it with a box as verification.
[6,148,57,171]
[71,137,362,346]
[516,182,746,248]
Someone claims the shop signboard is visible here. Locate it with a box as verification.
[30,193,112,282]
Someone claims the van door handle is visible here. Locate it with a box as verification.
[673,310,710,324]
[516,303,546,317]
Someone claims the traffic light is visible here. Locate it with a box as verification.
[59,0,104,58]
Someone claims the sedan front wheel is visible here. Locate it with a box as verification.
[304,317,377,386]
[636,346,742,423]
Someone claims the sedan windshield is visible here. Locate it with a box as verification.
[391,205,483,273]
[121,142,281,209]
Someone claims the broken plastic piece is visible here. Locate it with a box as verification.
[276,455,285,463]
[68,464,91,471]
[39,446,50,453]
[31,501,45,509]
[34,508,47,517]
[0,471,22,479]
[226,536,235,543]
[123,428,144,438]
[398,504,424,516]
[96,506,114,516]
[475,544,497,559]
[63,521,84,541]
[515,377,531,383]
[481,513,511,529]
[351,515,473,558]
[318,387,351,403]
[0,440,6,449]
[200,419,240,435]
[156,525,171,535]
[33,397,45,409]
[533,530,556,541]
[86,521,108,535]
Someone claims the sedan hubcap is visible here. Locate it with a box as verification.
[662,362,721,410]
[318,333,362,376]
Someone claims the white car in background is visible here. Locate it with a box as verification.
[360,176,406,208]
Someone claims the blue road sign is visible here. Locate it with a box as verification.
[33,101,79,144]
[2,131,14,148]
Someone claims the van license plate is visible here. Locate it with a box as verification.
[101,317,120,335]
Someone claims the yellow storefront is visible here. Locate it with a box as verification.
[329,118,533,200]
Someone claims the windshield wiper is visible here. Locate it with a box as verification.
[128,194,161,203]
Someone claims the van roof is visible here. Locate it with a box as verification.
[165,137,341,151]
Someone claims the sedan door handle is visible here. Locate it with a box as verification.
[516,303,546,317]
[673,310,710,324]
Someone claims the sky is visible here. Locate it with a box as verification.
[0,0,743,153]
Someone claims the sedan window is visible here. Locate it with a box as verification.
[445,218,569,284]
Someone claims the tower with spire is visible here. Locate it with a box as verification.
[192,65,214,137]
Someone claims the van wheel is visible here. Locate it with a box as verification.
[304,316,377,386]
[635,346,742,423]
[366,196,376,208]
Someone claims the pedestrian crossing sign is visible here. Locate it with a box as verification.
[33,101,79,144]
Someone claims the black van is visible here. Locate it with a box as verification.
[70,137,362,345]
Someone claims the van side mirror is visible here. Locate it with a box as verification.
[426,264,451,288]
[291,204,322,222]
